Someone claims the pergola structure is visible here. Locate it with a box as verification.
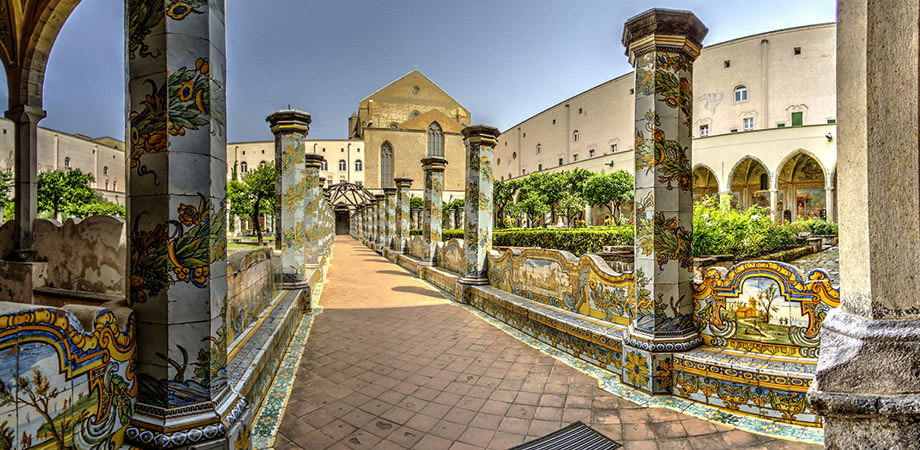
[324,181,376,211]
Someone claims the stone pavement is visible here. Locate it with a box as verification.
[273,236,822,450]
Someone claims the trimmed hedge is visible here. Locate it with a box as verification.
[407,227,634,256]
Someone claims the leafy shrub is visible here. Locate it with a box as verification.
[692,196,797,257]
[434,227,633,256]
[791,218,838,235]
[493,227,633,255]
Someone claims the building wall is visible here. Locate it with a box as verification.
[227,139,365,186]
[494,23,838,194]
[362,128,465,197]
[693,23,837,135]
[0,118,126,205]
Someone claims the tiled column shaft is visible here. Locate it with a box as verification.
[621,9,707,394]
[808,0,920,444]
[411,208,420,230]
[460,125,498,284]
[375,194,385,248]
[125,0,249,445]
[383,187,397,250]
[421,157,448,264]
[268,109,311,284]
[303,155,325,267]
[394,178,413,251]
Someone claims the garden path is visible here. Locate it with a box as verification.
[272,236,822,450]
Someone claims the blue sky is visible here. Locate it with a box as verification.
[14,0,835,142]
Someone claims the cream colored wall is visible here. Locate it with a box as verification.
[495,23,838,203]
[495,74,635,181]
[694,23,836,135]
[693,124,837,191]
[226,139,365,186]
[0,118,126,205]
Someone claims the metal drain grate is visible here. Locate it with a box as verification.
[510,421,622,450]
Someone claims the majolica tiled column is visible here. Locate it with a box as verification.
[808,0,920,444]
[383,187,397,250]
[394,178,413,252]
[304,156,326,267]
[421,157,448,264]
[367,200,377,244]
[125,0,249,446]
[411,207,420,230]
[374,194,386,249]
[459,125,498,285]
[621,9,707,394]
[268,109,311,286]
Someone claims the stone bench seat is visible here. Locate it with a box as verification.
[469,284,625,373]
[672,346,819,426]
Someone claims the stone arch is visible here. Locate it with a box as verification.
[776,150,827,221]
[728,156,771,210]
[0,0,82,108]
[692,163,719,201]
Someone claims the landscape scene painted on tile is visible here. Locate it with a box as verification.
[694,261,840,357]
[0,306,135,450]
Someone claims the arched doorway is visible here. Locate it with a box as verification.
[777,151,826,221]
[692,165,719,201]
[334,206,350,235]
[729,157,770,209]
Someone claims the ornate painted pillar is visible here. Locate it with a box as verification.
[374,194,385,249]
[394,178,413,251]
[445,209,455,230]
[459,125,498,285]
[808,0,920,444]
[5,105,45,261]
[368,200,377,244]
[125,0,250,445]
[268,109,312,286]
[420,157,448,264]
[411,207,421,230]
[383,187,397,250]
[304,156,326,267]
[621,9,707,394]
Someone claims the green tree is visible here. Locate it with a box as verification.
[228,163,275,245]
[493,179,520,227]
[37,169,98,220]
[0,170,12,221]
[564,168,593,196]
[70,201,126,219]
[582,170,634,222]
[516,193,549,227]
[558,191,587,227]
[409,196,424,210]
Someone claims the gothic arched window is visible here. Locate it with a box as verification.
[380,142,393,188]
[427,122,443,157]
[355,159,363,171]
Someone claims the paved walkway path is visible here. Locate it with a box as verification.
[274,236,821,450]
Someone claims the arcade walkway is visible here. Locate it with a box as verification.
[273,236,821,450]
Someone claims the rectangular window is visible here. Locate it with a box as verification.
[794,47,801,55]
[611,144,618,152]
[573,154,579,162]
[827,119,836,124]
[724,60,731,68]
[537,164,542,171]
[777,122,786,128]
[589,149,595,158]
[743,117,754,131]
[730,128,738,133]
[791,112,804,126]
[558,158,563,166]
[699,124,709,136]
